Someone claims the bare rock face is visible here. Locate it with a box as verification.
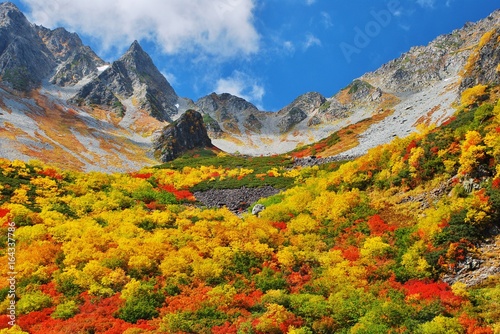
[195,92,266,136]
[277,107,308,133]
[70,40,178,121]
[0,2,55,90]
[362,10,500,95]
[36,26,105,86]
[197,92,259,114]
[153,110,213,162]
[276,92,326,133]
[201,112,225,138]
[460,27,500,91]
[277,92,326,116]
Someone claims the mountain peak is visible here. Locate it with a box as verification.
[0,1,21,14]
[123,40,148,60]
[129,40,142,51]
[0,1,29,28]
[0,1,56,90]
[71,38,178,121]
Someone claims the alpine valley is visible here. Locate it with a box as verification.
[1,2,500,334]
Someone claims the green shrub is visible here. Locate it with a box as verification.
[17,291,53,315]
[117,281,164,323]
[52,300,79,319]
[254,267,287,292]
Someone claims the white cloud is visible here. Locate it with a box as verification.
[320,11,333,29]
[303,34,321,50]
[305,0,316,5]
[416,0,436,8]
[214,71,265,109]
[283,41,295,53]
[21,0,260,58]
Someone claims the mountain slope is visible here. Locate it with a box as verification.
[36,25,105,87]
[199,10,500,157]
[0,81,499,333]
[0,3,182,172]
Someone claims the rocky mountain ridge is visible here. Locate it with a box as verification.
[197,10,500,156]
[1,2,500,171]
[70,41,180,121]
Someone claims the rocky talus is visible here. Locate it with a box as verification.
[194,186,280,213]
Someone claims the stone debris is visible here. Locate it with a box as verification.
[194,186,280,214]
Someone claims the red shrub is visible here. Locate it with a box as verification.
[342,246,360,262]
[212,322,238,334]
[367,215,395,235]
[492,177,500,189]
[402,279,463,309]
[272,222,287,231]
[406,140,418,154]
[17,308,54,332]
[459,313,494,334]
[38,168,63,180]
[129,172,153,179]
[0,208,9,218]
[232,290,263,309]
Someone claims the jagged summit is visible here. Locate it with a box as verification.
[70,40,179,120]
[36,25,105,86]
[0,2,25,26]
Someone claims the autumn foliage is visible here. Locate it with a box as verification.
[1,87,500,333]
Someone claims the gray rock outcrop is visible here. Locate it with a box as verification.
[153,110,213,162]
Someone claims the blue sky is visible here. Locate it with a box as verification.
[11,0,500,111]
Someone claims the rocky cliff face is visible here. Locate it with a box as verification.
[153,110,213,162]
[0,2,55,90]
[36,26,105,86]
[460,27,500,91]
[195,91,327,137]
[201,9,500,156]
[276,92,326,133]
[0,2,105,90]
[70,41,179,121]
[196,93,262,135]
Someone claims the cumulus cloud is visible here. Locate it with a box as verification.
[20,0,260,58]
[214,71,265,109]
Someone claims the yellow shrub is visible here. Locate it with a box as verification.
[461,84,488,107]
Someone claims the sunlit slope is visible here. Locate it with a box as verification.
[0,83,499,333]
